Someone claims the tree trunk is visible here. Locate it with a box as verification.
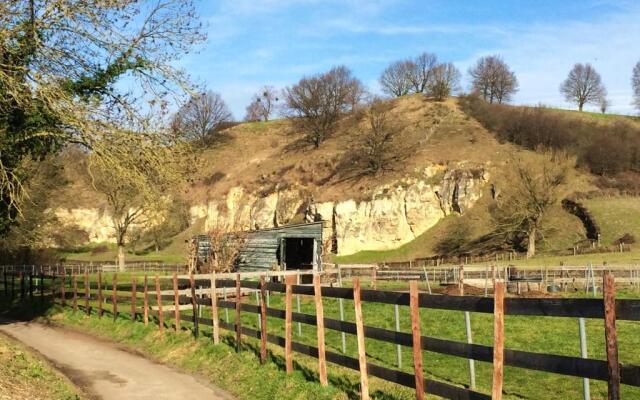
[578,102,584,112]
[526,226,536,259]
[117,244,126,271]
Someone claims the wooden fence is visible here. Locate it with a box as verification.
[2,269,639,400]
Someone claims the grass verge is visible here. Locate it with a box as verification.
[0,331,82,400]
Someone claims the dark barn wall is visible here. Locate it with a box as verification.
[236,222,324,272]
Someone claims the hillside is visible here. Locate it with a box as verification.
[46,94,640,264]
[188,95,518,204]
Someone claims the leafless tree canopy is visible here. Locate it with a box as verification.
[408,52,438,93]
[171,91,233,144]
[468,55,519,103]
[560,63,606,111]
[245,86,279,122]
[633,61,640,112]
[428,63,461,101]
[379,53,439,97]
[356,98,399,175]
[599,96,610,114]
[491,154,570,258]
[379,60,414,97]
[284,66,365,148]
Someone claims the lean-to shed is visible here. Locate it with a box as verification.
[236,221,324,273]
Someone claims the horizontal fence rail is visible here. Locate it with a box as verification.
[1,269,638,400]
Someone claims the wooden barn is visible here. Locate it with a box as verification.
[236,221,324,274]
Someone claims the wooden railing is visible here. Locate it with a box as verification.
[2,270,639,400]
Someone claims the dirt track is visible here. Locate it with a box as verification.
[0,321,236,400]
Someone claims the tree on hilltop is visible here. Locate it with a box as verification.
[379,60,414,97]
[633,61,640,112]
[407,52,438,94]
[171,91,232,144]
[244,86,279,122]
[560,63,606,111]
[468,55,518,104]
[428,63,461,101]
[284,66,365,148]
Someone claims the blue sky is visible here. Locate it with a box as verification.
[180,0,640,118]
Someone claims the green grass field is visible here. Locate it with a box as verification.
[6,277,638,400]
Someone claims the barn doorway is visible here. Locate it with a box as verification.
[283,237,315,270]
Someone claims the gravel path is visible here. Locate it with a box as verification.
[0,320,236,400]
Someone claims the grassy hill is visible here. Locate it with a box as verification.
[54,95,640,266]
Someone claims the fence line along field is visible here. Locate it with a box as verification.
[1,266,639,400]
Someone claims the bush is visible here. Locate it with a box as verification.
[90,244,110,255]
[613,233,636,245]
[458,94,640,178]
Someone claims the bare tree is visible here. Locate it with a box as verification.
[468,55,518,103]
[356,98,398,175]
[491,154,570,258]
[407,52,438,93]
[205,223,246,273]
[428,63,461,101]
[171,91,232,144]
[379,60,414,97]
[285,66,364,148]
[599,96,610,114]
[245,86,279,122]
[560,63,606,111]
[244,100,263,122]
[633,61,640,112]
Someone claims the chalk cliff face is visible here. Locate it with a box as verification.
[53,164,487,256]
[54,208,115,243]
[190,164,488,256]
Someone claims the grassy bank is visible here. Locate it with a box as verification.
[25,280,639,400]
[0,332,82,400]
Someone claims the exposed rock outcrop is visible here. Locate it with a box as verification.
[53,164,488,256]
[190,164,488,256]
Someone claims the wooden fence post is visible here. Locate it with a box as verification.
[236,274,242,352]
[371,266,377,290]
[603,272,620,400]
[39,272,44,303]
[337,265,347,354]
[173,272,180,332]
[296,273,302,336]
[20,272,24,301]
[353,278,370,400]
[131,276,137,321]
[143,275,149,326]
[210,272,220,344]
[72,274,78,312]
[259,275,267,363]
[190,272,198,337]
[409,281,424,400]
[314,274,328,386]
[155,275,164,333]
[29,272,33,300]
[60,269,65,305]
[285,274,295,374]
[84,271,90,315]
[97,271,103,318]
[112,273,118,321]
[492,280,505,400]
